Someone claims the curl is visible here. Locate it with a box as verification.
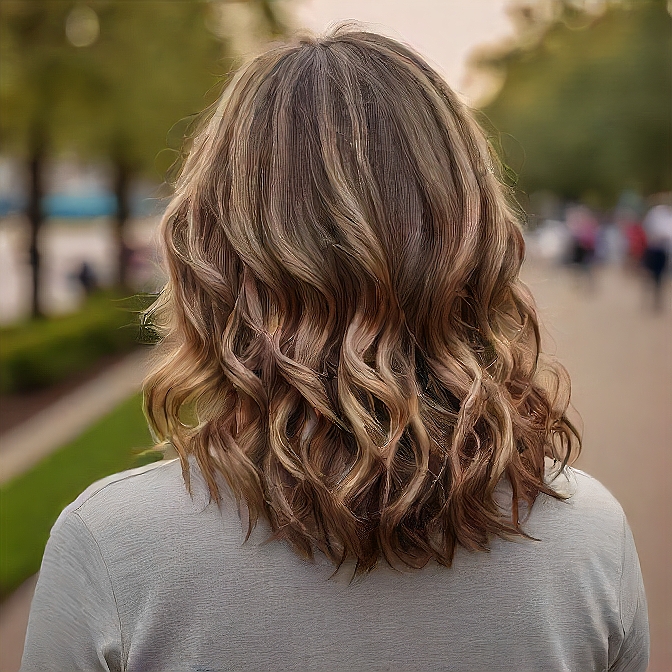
[143,28,581,577]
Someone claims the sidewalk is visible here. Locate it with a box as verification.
[0,577,37,672]
[0,349,148,485]
[0,349,148,671]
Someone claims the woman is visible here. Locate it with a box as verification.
[22,28,649,671]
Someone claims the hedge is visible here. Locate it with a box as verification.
[0,293,153,394]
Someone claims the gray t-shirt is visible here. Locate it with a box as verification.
[21,458,649,671]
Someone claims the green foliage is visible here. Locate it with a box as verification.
[0,2,72,154]
[0,0,227,174]
[477,0,672,207]
[0,393,157,598]
[0,293,147,394]
[0,0,287,173]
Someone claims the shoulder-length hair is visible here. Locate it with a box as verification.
[144,27,580,574]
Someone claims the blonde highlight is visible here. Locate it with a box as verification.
[144,28,580,575]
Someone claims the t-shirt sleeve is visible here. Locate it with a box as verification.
[20,510,123,672]
[609,516,650,672]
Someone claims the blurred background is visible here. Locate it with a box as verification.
[0,0,670,669]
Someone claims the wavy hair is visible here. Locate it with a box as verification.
[143,28,580,575]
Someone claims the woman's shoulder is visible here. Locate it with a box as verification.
[57,458,179,518]
[53,456,222,540]
[524,465,630,547]
[496,462,627,527]
[547,465,626,516]
[47,456,255,590]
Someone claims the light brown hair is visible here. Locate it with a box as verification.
[144,27,580,575]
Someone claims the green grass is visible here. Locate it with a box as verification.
[0,393,162,599]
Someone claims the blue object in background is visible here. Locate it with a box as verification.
[0,195,25,217]
[0,190,163,219]
[42,193,118,218]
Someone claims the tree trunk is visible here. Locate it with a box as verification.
[113,159,131,290]
[27,146,45,319]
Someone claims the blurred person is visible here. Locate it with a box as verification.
[641,203,672,311]
[75,260,98,295]
[622,217,647,272]
[565,204,599,286]
[614,193,646,272]
[21,29,649,672]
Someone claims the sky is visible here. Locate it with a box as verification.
[288,0,517,103]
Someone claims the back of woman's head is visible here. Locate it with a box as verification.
[144,27,580,574]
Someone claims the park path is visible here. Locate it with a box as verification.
[0,260,670,671]
[521,260,671,672]
[0,349,148,485]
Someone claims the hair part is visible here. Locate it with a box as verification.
[143,27,581,575]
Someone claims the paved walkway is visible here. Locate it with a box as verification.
[0,349,148,485]
[521,261,671,672]
[0,577,37,672]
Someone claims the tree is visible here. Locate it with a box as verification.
[0,0,286,314]
[0,2,77,317]
[472,0,672,208]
